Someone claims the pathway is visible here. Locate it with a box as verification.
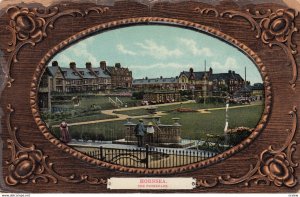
[52,101,262,127]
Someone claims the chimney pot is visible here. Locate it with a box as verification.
[100,61,107,70]
[70,62,76,69]
[52,61,58,67]
[86,62,92,69]
[115,63,121,68]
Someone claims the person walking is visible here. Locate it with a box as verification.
[59,121,71,143]
[134,119,146,147]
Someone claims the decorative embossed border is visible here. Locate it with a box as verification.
[29,17,272,174]
[194,7,299,89]
[1,1,299,191]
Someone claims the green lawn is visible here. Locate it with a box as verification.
[52,95,137,111]
[43,95,138,126]
[52,104,264,141]
[160,104,263,140]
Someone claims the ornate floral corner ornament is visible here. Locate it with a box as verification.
[195,8,299,89]
[196,106,298,188]
[4,6,109,87]
[5,104,107,186]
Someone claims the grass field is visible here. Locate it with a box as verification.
[52,95,137,111]
[160,104,263,140]
[52,103,263,141]
[44,95,137,125]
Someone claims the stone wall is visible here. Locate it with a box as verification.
[124,123,182,144]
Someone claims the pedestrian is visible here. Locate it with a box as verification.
[146,122,155,144]
[134,119,146,147]
[59,121,71,143]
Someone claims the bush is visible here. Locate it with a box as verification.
[132,91,145,100]
[179,90,192,96]
[226,129,252,146]
[71,131,81,141]
[96,133,105,141]
[81,132,91,142]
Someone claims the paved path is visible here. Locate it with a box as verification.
[52,100,194,127]
[53,101,261,127]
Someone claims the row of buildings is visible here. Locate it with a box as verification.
[40,61,132,93]
[39,61,133,109]
[38,61,263,110]
[133,67,246,95]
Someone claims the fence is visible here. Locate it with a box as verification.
[85,145,217,168]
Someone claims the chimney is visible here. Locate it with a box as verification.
[52,61,58,67]
[232,71,235,74]
[145,76,148,80]
[209,67,213,75]
[70,62,76,69]
[115,63,121,68]
[228,70,232,74]
[86,62,92,69]
[100,61,107,70]
[160,76,163,79]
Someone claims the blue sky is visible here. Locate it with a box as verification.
[50,25,262,84]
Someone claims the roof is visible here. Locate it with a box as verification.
[47,66,60,77]
[210,73,244,81]
[92,67,111,78]
[180,71,207,80]
[76,68,97,79]
[106,66,130,74]
[60,68,82,80]
[251,83,264,90]
[133,77,178,85]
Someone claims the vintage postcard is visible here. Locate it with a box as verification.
[0,0,299,194]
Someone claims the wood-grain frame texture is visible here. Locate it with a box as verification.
[0,0,299,193]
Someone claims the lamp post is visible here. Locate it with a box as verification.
[224,99,229,133]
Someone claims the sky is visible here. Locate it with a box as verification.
[50,25,263,84]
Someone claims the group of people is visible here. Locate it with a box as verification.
[134,119,155,147]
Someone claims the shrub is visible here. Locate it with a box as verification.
[96,133,105,141]
[81,132,91,142]
[225,128,252,146]
[71,131,81,141]
[132,91,145,100]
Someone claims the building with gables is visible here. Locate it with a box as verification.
[100,61,132,89]
[38,60,133,111]
[178,67,245,96]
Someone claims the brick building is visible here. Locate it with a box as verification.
[100,61,132,89]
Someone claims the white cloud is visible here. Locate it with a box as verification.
[179,38,213,57]
[116,44,137,55]
[55,39,98,67]
[130,62,196,78]
[211,57,238,70]
[135,40,183,59]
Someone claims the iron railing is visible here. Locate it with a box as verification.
[85,145,217,168]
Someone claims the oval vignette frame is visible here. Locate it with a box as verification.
[30,17,272,174]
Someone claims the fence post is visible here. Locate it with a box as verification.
[100,146,104,160]
[145,144,149,168]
